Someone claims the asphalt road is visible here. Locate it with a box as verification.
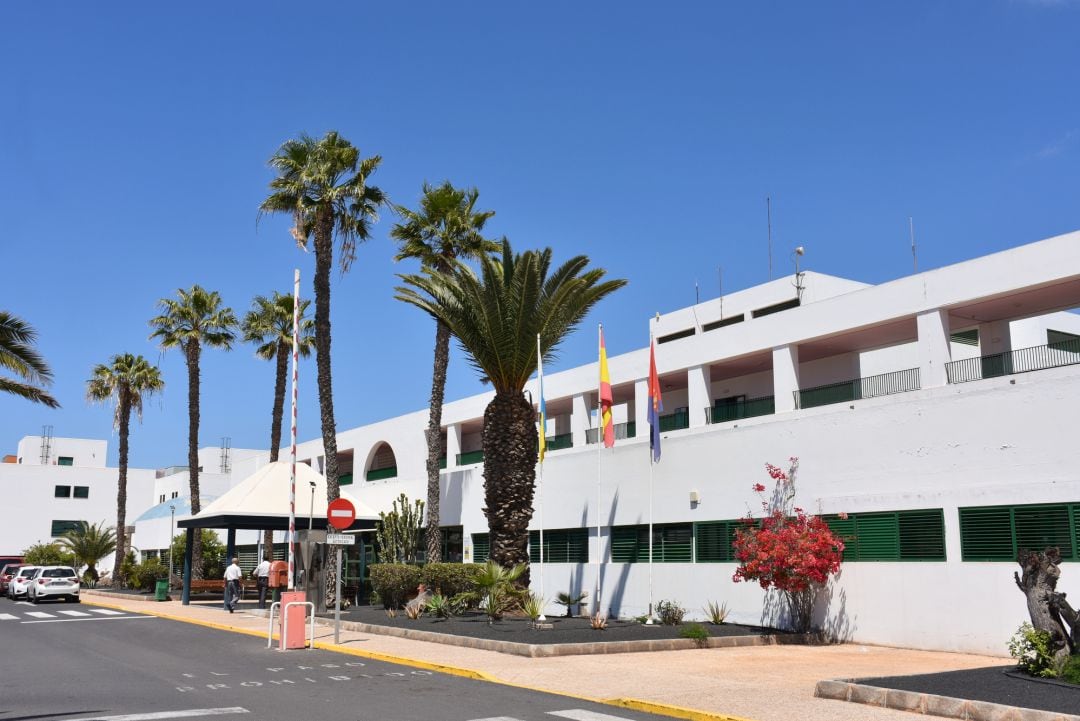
[0,599,671,721]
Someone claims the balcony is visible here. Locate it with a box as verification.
[365,466,397,481]
[706,395,776,424]
[545,433,573,451]
[456,450,484,466]
[659,408,690,432]
[796,368,921,409]
[945,339,1080,384]
[586,421,637,444]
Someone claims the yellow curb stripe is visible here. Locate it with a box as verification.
[81,597,760,721]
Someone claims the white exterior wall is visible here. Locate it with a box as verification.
[16,436,107,468]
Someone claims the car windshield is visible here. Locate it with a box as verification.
[42,568,76,578]
[1,565,21,575]
[17,567,38,578]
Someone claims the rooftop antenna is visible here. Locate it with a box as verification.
[792,246,806,301]
[695,280,700,305]
[909,216,918,273]
[766,196,774,280]
[718,266,723,320]
[40,424,53,465]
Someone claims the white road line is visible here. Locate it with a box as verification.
[0,613,18,621]
[547,711,633,721]
[66,707,249,720]
[59,609,92,616]
[22,615,156,625]
[90,608,125,615]
[469,718,525,721]
[26,611,56,618]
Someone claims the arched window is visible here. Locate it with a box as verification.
[365,442,398,481]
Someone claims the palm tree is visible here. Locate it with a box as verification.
[242,292,315,553]
[87,354,164,586]
[396,239,625,582]
[391,181,499,563]
[260,131,386,503]
[149,285,237,578]
[57,521,117,584]
[0,311,59,408]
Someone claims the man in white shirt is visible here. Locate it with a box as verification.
[254,556,271,609]
[224,557,242,613]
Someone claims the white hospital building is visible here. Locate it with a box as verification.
[3,230,1079,656]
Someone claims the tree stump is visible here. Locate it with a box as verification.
[1014,547,1077,671]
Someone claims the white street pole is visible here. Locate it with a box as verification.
[595,324,602,617]
[536,333,546,622]
[334,547,343,644]
[169,505,175,592]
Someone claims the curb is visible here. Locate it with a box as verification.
[814,679,1080,721]
[80,595,759,721]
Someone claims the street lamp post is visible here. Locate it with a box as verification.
[168,504,176,592]
[306,480,316,589]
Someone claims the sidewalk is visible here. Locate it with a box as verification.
[84,591,1007,721]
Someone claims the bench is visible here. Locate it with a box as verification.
[188,579,259,594]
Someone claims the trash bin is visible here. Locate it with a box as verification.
[272,587,281,604]
[155,579,169,601]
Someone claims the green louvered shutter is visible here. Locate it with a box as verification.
[823,516,857,562]
[897,510,946,560]
[695,521,737,562]
[611,526,644,563]
[472,533,489,563]
[566,529,588,563]
[853,513,900,560]
[1014,505,1074,560]
[1074,506,1080,560]
[959,507,1014,561]
[655,524,693,562]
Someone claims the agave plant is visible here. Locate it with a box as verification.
[521,592,546,622]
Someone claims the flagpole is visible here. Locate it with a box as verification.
[595,323,602,618]
[536,333,546,622]
[647,332,655,624]
[287,268,300,591]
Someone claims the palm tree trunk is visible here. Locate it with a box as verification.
[264,342,289,559]
[112,388,132,586]
[313,208,340,501]
[185,341,203,579]
[424,319,452,563]
[483,390,536,587]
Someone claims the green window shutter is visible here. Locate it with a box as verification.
[471,533,489,563]
[73,486,89,499]
[897,509,946,560]
[695,521,739,562]
[338,473,353,486]
[1014,505,1074,560]
[655,524,693,562]
[54,485,71,498]
[50,520,82,537]
[57,456,74,466]
[852,513,900,561]
[950,329,979,346]
[823,516,857,562]
[1074,506,1080,560]
[611,526,645,563]
[529,529,590,564]
[959,507,1014,561]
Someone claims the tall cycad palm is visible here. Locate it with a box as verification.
[149,285,237,579]
[87,353,164,586]
[0,311,59,408]
[57,521,117,584]
[242,292,315,553]
[391,181,498,563]
[260,131,386,502]
[397,239,625,582]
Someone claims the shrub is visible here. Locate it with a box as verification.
[420,563,483,598]
[425,594,455,619]
[732,458,844,633]
[1008,622,1058,678]
[369,563,422,609]
[22,542,75,568]
[704,600,729,625]
[457,561,527,621]
[555,591,588,617]
[128,559,168,591]
[1061,655,1080,685]
[679,623,710,647]
[521,592,545,621]
[657,599,686,625]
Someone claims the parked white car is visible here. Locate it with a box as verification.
[7,566,39,600]
[27,566,80,603]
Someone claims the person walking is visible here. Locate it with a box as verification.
[224,557,242,613]
[254,555,271,609]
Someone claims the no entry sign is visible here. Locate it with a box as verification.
[327,497,356,530]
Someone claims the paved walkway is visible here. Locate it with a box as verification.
[83,592,1007,721]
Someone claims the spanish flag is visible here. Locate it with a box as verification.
[599,325,614,448]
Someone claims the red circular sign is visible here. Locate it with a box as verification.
[327,497,356,530]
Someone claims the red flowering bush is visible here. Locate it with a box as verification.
[732,458,844,632]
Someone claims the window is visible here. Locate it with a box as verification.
[695,520,745,562]
[73,486,89,499]
[610,524,692,563]
[54,485,72,498]
[441,527,464,563]
[338,473,354,486]
[50,520,83,537]
[1048,329,1080,351]
[822,509,946,561]
[751,298,800,318]
[529,528,589,563]
[171,491,178,499]
[471,533,489,563]
[959,503,1079,562]
[657,328,695,344]
[950,329,979,346]
[702,315,744,332]
[57,456,74,466]
[159,494,166,504]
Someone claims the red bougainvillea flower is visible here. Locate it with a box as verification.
[752,483,767,492]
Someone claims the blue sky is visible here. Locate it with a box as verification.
[1,1,1078,469]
